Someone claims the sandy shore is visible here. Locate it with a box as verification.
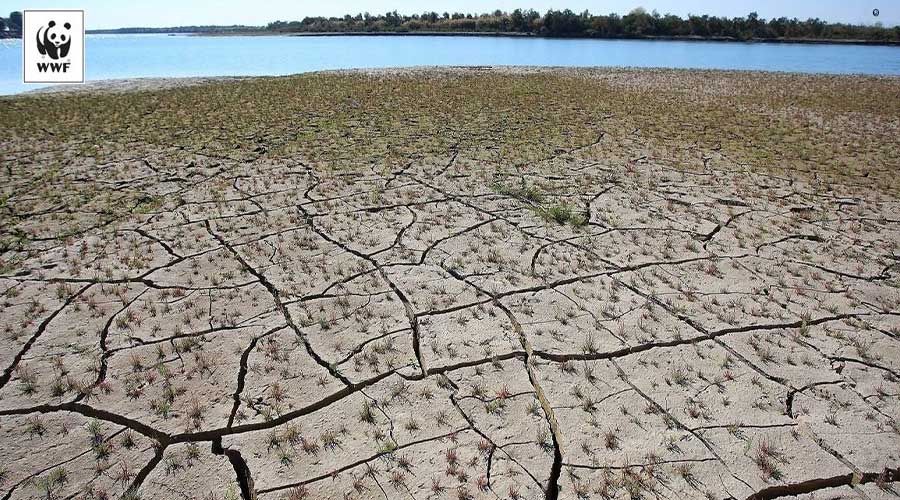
[23,75,251,95]
[20,64,900,98]
[22,66,635,95]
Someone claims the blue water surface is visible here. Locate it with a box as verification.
[1,34,899,95]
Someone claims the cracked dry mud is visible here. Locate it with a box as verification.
[0,67,899,500]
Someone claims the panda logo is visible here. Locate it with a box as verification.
[36,20,72,60]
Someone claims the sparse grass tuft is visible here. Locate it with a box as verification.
[536,203,587,227]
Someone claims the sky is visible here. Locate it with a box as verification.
[9,0,898,29]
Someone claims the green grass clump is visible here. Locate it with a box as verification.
[537,203,587,227]
[493,182,587,227]
[492,182,544,204]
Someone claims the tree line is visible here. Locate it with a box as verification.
[267,8,900,42]
[1,11,259,36]
[87,25,263,35]
[0,11,23,36]
[3,8,896,43]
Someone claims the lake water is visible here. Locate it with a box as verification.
[2,34,900,95]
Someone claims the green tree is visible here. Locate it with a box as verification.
[510,9,525,31]
[8,11,22,31]
[384,10,400,27]
[623,7,655,36]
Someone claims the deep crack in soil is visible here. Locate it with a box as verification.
[0,67,899,500]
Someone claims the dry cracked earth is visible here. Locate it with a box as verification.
[0,68,899,500]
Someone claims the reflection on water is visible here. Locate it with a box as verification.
[2,34,899,94]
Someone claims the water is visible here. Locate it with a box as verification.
[2,34,899,95]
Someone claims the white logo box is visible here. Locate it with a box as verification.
[23,10,85,84]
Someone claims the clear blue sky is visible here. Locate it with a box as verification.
[12,0,898,29]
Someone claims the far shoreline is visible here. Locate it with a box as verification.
[81,30,900,47]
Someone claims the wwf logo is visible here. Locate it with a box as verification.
[23,10,84,84]
[36,20,72,60]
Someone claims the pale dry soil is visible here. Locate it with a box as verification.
[0,67,899,500]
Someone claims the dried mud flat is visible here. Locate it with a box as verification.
[0,67,899,500]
